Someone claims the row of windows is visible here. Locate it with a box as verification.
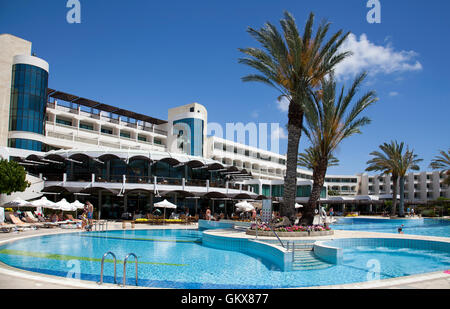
[325,178,358,183]
[214,143,286,165]
[54,117,161,144]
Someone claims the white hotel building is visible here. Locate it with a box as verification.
[0,34,448,218]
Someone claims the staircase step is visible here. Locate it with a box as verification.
[293,264,331,271]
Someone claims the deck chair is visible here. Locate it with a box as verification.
[65,214,82,222]
[8,214,34,229]
[0,222,17,233]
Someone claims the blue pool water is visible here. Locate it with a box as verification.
[0,229,449,288]
[331,218,450,237]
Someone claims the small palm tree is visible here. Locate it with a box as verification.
[366,141,422,217]
[300,73,377,224]
[397,149,422,217]
[298,147,339,171]
[239,11,351,220]
[366,141,404,216]
[430,149,450,185]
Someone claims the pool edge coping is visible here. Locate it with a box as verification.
[0,227,449,289]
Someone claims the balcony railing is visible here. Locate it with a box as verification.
[47,173,254,193]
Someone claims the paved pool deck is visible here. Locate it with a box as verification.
[0,221,449,289]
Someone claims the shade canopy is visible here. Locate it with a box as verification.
[2,198,31,208]
[71,200,85,210]
[30,197,56,208]
[54,199,75,211]
[235,201,255,212]
[154,199,177,209]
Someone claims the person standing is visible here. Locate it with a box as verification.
[86,201,94,228]
[205,207,211,221]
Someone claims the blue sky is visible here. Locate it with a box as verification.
[1,0,449,175]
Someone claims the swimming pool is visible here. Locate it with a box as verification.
[331,218,450,237]
[0,229,449,288]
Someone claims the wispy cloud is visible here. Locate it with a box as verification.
[250,110,259,118]
[272,126,288,140]
[335,33,423,79]
[389,91,399,97]
[276,97,289,113]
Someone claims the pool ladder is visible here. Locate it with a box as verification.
[97,251,138,287]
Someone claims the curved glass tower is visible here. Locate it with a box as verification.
[8,55,49,151]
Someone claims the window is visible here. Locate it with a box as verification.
[138,135,147,142]
[56,117,72,126]
[101,127,113,135]
[120,131,131,139]
[154,138,162,145]
[79,122,94,131]
[190,107,194,112]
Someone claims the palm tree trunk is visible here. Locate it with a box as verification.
[281,101,304,221]
[390,174,398,217]
[398,176,406,217]
[303,159,328,225]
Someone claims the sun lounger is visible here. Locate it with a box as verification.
[23,215,45,228]
[0,223,18,233]
[8,214,34,229]
[65,214,82,222]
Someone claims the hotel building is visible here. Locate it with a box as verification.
[0,34,448,218]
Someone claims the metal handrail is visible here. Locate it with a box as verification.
[122,253,138,287]
[269,223,285,249]
[98,251,117,285]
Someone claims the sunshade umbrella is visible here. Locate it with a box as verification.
[2,198,31,209]
[31,197,56,208]
[71,200,85,218]
[55,199,75,212]
[71,200,85,210]
[295,203,304,209]
[235,201,255,212]
[154,199,177,223]
[30,196,56,216]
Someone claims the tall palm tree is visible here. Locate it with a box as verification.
[430,149,450,185]
[238,11,351,220]
[366,141,404,216]
[300,73,377,224]
[397,148,422,217]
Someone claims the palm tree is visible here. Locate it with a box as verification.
[366,141,422,217]
[397,148,422,217]
[238,11,351,220]
[366,141,404,216]
[430,149,450,185]
[300,73,377,224]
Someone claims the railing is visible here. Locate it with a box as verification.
[122,253,138,287]
[155,177,182,186]
[185,179,208,187]
[98,252,117,285]
[126,176,152,184]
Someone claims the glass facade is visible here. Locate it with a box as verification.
[8,63,49,151]
[174,118,204,157]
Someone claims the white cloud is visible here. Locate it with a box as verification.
[389,91,399,97]
[277,97,290,112]
[272,126,288,140]
[250,110,259,118]
[335,33,423,79]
